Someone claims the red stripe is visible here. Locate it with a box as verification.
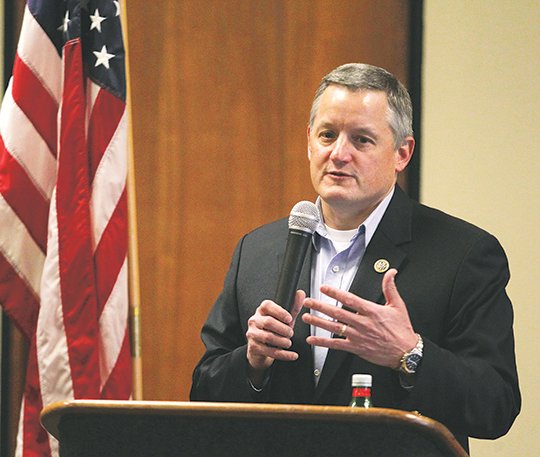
[0,135,49,252]
[12,54,58,158]
[22,337,51,457]
[0,252,39,339]
[100,328,132,399]
[88,88,125,183]
[57,40,99,399]
[95,188,127,315]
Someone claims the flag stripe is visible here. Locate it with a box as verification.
[101,327,132,399]
[98,259,129,387]
[95,188,127,313]
[0,81,57,199]
[90,106,128,248]
[36,187,74,409]
[0,252,39,339]
[0,136,49,252]
[0,194,45,296]
[23,339,52,457]
[12,55,58,158]
[17,6,61,102]
[88,86,126,182]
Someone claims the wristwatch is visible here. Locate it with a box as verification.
[399,334,423,375]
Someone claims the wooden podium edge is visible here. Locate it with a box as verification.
[40,400,468,457]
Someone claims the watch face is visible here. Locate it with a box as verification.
[406,353,422,372]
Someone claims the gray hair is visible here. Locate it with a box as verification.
[309,63,413,148]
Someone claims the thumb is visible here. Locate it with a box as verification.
[382,269,404,308]
[290,290,306,325]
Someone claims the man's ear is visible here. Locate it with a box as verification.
[395,136,415,173]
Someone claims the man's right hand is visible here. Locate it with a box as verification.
[246,290,305,386]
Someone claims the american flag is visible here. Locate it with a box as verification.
[0,1,132,455]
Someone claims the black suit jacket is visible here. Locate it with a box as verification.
[191,186,520,451]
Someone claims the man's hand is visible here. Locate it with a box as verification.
[302,269,417,369]
[246,290,305,385]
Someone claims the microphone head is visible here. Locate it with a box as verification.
[288,201,319,234]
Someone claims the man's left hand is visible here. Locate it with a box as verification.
[302,268,418,369]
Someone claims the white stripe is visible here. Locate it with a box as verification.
[91,110,128,246]
[0,82,57,199]
[0,195,45,296]
[15,399,24,457]
[18,6,62,103]
[36,188,74,409]
[88,79,101,111]
[99,258,128,387]
[84,79,101,137]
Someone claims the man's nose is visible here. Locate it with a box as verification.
[329,135,353,163]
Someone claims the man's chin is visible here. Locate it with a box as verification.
[319,186,358,202]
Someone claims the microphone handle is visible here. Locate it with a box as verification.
[274,229,312,311]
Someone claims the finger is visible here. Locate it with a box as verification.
[248,339,299,363]
[301,311,356,337]
[317,285,376,316]
[255,345,299,362]
[301,311,336,334]
[381,268,404,308]
[247,316,293,343]
[305,334,349,351]
[247,329,298,361]
[302,297,359,324]
[290,290,306,325]
[258,299,294,325]
[252,301,295,338]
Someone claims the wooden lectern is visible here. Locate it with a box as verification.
[41,401,468,457]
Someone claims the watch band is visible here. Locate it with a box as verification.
[399,334,423,375]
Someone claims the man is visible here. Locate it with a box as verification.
[190,63,520,452]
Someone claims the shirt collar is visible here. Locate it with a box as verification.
[312,186,395,250]
[363,186,394,246]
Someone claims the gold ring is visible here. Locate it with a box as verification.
[337,323,348,338]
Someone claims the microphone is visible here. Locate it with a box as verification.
[274,201,319,311]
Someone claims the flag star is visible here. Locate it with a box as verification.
[90,8,107,32]
[58,10,70,33]
[93,45,115,69]
[114,1,121,16]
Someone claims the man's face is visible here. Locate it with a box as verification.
[308,85,413,229]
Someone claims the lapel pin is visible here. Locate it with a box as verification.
[373,259,390,273]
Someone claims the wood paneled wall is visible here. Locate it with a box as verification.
[125,0,412,401]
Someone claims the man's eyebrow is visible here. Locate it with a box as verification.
[314,121,380,140]
[351,127,379,138]
[315,121,335,129]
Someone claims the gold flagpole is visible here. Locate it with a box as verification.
[119,0,143,400]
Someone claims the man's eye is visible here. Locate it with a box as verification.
[319,131,336,140]
[354,136,372,144]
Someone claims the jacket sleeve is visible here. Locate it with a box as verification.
[401,232,521,439]
[190,235,268,402]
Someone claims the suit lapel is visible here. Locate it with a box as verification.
[314,187,413,401]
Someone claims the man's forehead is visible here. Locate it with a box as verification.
[313,87,390,124]
[322,84,388,102]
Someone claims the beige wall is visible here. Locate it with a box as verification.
[422,1,540,455]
